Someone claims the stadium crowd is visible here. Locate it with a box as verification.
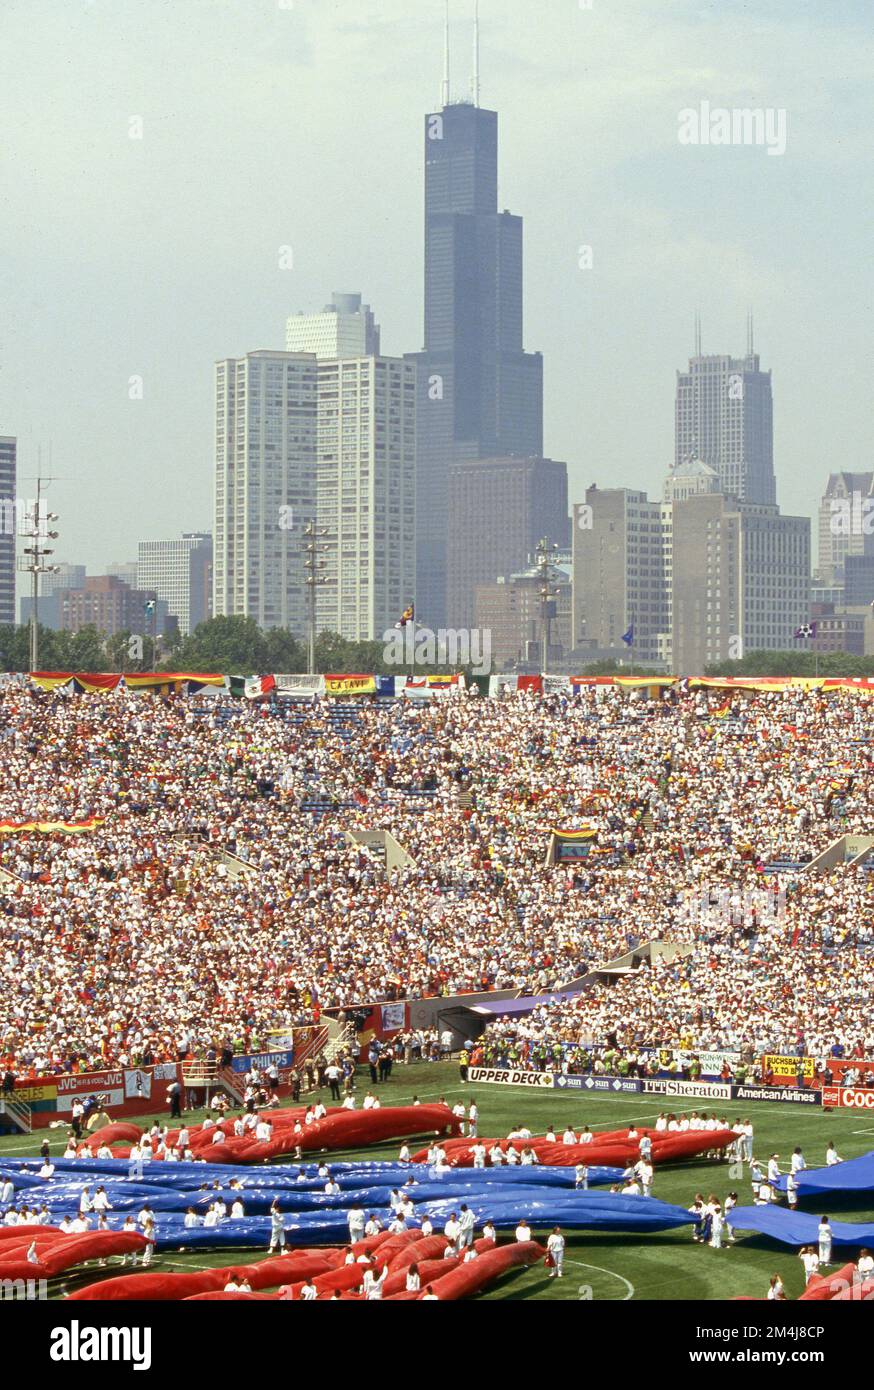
[0,679,872,1078]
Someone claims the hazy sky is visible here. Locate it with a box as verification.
[2,0,872,572]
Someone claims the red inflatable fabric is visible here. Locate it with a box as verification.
[349,1231,392,1259]
[69,1251,336,1301]
[417,1129,734,1168]
[797,1263,857,1301]
[279,1263,368,1300]
[0,1232,146,1280]
[382,1238,496,1298]
[0,1234,77,1268]
[167,1104,460,1165]
[0,1225,59,1244]
[184,1291,278,1301]
[386,1236,449,1272]
[410,1127,662,1163]
[177,1105,346,1155]
[0,1260,50,1282]
[83,1123,143,1150]
[415,1240,545,1299]
[369,1229,423,1270]
[43,1232,147,1277]
[382,1255,459,1298]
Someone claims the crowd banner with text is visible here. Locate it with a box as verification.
[324,674,377,696]
[761,1054,816,1081]
[665,1049,741,1077]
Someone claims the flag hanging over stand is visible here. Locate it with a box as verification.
[244,675,276,700]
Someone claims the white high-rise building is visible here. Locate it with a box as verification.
[137,533,212,636]
[213,352,317,631]
[286,292,380,360]
[315,356,416,641]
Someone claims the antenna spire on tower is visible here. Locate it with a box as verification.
[441,0,451,108]
[746,310,754,356]
[471,0,480,107]
[694,311,702,357]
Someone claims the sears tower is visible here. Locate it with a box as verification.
[408,3,543,627]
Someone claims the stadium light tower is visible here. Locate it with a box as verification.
[535,536,561,675]
[19,477,60,672]
[302,521,329,675]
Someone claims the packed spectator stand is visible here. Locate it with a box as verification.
[0,678,872,1088]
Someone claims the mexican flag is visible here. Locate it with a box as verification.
[244,675,276,700]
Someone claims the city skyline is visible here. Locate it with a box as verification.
[1,0,871,578]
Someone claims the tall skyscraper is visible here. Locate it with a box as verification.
[447,455,569,629]
[313,356,416,642]
[280,296,416,642]
[286,292,380,359]
[138,532,213,636]
[0,436,16,625]
[675,326,776,506]
[407,9,543,627]
[213,351,317,631]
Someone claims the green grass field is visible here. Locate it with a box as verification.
[3,1062,872,1301]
